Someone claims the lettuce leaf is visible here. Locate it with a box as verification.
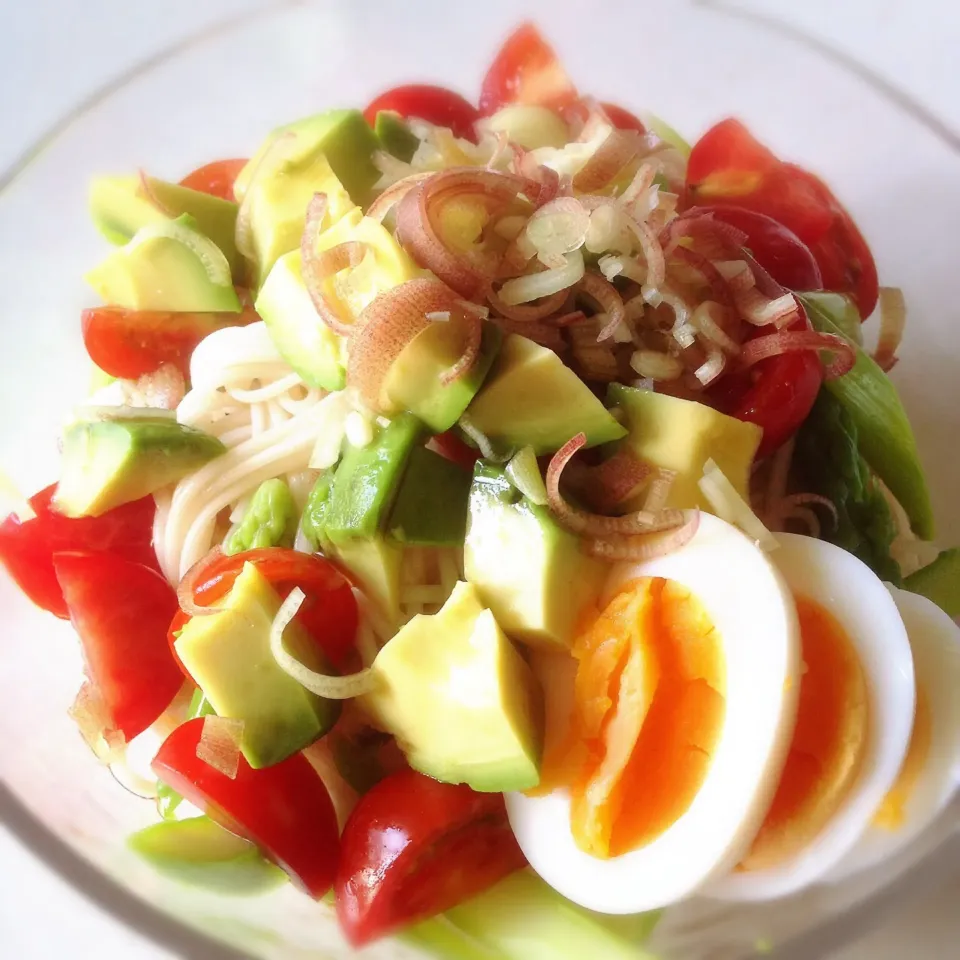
[794,391,901,584]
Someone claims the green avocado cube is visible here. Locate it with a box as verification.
[85,216,241,313]
[462,334,626,455]
[323,413,423,544]
[385,321,502,434]
[89,174,242,280]
[54,414,225,518]
[255,250,346,391]
[387,446,471,546]
[128,816,286,895]
[175,562,340,768]
[365,581,543,792]
[464,464,604,650]
[374,110,420,162]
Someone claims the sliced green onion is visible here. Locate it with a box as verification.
[506,446,548,505]
[270,588,376,699]
[699,458,778,552]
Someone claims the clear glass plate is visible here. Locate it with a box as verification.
[1,1,958,957]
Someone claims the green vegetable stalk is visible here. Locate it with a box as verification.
[224,478,297,555]
[794,391,902,584]
[300,468,337,550]
[799,292,933,539]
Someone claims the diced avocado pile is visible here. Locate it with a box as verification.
[75,106,769,808]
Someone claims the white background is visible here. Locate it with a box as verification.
[2,1,960,957]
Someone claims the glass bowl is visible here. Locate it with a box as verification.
[1,1,958,957]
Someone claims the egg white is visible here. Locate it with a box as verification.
[828,586,960,881]
[506,513,801,914]
[707,534,916,902]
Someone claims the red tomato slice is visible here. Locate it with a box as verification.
[82,305,258,381]
[153,717,340,897]
[335,769,526,945]
[781,164,879,319]
[169,548,358,670]
[0,487,157,619]
[55,551,182,739]
[363,85,481,143]
[686,119,878,317]
[430,430,481,472]
[478,22,578,116]
[178,159,248,201]
[690,205,823,291]
[599,101,646,134]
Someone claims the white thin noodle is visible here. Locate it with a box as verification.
[155,322,337,583]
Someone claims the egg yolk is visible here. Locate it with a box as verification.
[740,596,868,871]
[872,687,931,830]
[542,577,726,859]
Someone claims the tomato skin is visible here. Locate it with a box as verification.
[178,159,248,201]
[0,487,157,618]
[686,119,878,317]
[690,205,823,291]
[431,430,481,472]
[599,101,646,133]
[335,769,526,946]
[54,551,182,739]
[169,548,358,670]
[153,717,340,897]
[363,85,481,142]
[723,351,823,458]
[479,22,578,115]
[82,306,257,380]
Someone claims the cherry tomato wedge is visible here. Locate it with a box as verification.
[430,430,481,472]
[689,205,823,292]
[686,119,878,317]
[55,551,182,739]
[169,548,358,670]
[178,159,248,201]
[599,102,646,133]
[363,85,481,143]
[0,487,157,618]
[153,717,340,897]
[82,305,258,381]
[335,769,526,946]
[478,22,578,116]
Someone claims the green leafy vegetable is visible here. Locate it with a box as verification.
[224,478,297,555]
[799,292,933,539]
[794,391,902,584]
[904,548,960,618]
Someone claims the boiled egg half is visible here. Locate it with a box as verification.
[506,513,802,913]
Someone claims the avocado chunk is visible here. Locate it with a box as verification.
[54,414,225,518]
[607,384,762,511]
[236,110,380,285]
[904,548,960,618]
[387,446,471,546]
[323,413,423,544]
[89,175,242,280]
[464,463,604,649]
[375,110,420,162]
[85,216,242,313]
[384,320,502,434]
[332,537,404,624]
[302,465,405,620]
[224,478,297,555]
[128,816,286,895]
[365,581,543,791]
[463,334,626,455]
[255,250,346,391]
[175,562,340,768]
[308,207,423,327]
